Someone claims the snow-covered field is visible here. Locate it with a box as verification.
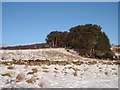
[0,48,118,88]
[0,48,82,61]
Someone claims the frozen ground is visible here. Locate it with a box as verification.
[0,48,118,88]
[0,48,83,61]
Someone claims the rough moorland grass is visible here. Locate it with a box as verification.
[27,71,34,75]
[1,72,11,77]
[32,68,38,73]
[1,59,116,66]
[27,68,38,75]
[16,74,24,82]
[73,71,78,76]
[7,65,15,69]
[26,77,34,84]
[42,70,49,73]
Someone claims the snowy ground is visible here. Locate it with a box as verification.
[0,48,118,88]
[0,48,83,61]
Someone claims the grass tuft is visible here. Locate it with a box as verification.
[16,74,24,82]
[7,65,14,69]
[26,77,34,84]
[43,70,49,73]
[32,68,38,73]
[1,73,11,77]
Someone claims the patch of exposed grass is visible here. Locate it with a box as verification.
[100,61,114,65]
[111,68,116,70]
[1,72,11,77]
[73,71,78,76]
[0,59,116,66]
[7,65,14,69]
[72,61,84,65]
[32,68,38,73]
[87,61,97,65]
[26,77,34,84]
[27,68,38,75]
[43,70,49,73]
[27,71,34,75]
[16,74,24,82]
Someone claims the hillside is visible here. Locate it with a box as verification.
[0,48,83,61]
[2,43,50,50]
[0,48,118,88]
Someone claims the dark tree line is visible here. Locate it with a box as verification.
[46,24,113,58]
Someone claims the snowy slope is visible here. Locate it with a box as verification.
[0,48,118,88]
[0,48,83,61]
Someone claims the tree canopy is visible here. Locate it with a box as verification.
[46,24,112,58]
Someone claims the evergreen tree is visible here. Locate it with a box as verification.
[46,24,112,58]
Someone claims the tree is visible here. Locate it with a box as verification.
[46,24,112,58]
[46,31,68,48]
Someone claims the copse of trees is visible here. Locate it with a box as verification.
[46,24,113,58]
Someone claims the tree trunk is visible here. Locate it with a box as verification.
[52,41,54,48]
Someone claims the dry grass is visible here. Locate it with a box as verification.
[26,77,34,84]
[1,72,11,77]
[27,71,34,75]
[43,70,49,73]
[0,59,116,66]
[27,68,38,75]
[7,65,14,69]
[73,71,78,76]
[54,71,59,73]
[100,61,114,65]
[0,60,84,66]
[32,68,38,73]
[16,74,24,82]
[111,68,116,70]
[87,61,97,65]
[0,61,2,64]
[72,61,84,65]
[72,67,80,76]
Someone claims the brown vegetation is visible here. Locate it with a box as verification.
[1,73,11,77]
[0,59,116,66]
[16,74,24,82]
[26,77,34,84]
[2,43,50,50]
[7,65,14,69]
